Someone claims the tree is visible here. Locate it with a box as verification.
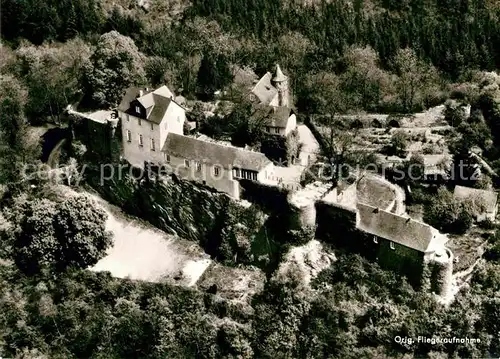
[298,72,360,179]
[82,31,146,108]
[395,153,425,187]
[229,100,266,147]
[390,130,409,157]
[393,48,439,112]
[341,46,392,111]
[196,54,232,100]
[15,39,92,123]
[9,195,112,273]
[444,99,468,127]
[297,71,347,115]
[0,75,41,186]
[424,187,474,234]
[174,18,237,96]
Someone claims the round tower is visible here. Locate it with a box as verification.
[288,192,316,231]
[427,248,454,300]
[272,64,289,107]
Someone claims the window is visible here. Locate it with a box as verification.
[233,168,241,178]
[138,118,142,126]
[139,134,143,146]
[126,114,130,122]
[390,241,395,250]
[135,106,141,114]
[126,130,132,142]
[265,126,270,133]
[252,172,257,180]
[150,139,155,151]
[150,123,154,130]
[184,159,190,168]
[214,166,220,176]
[373,236,378,244]
[177,116,180,123]
[274,127,280,134]
[164,153,170,163]
[196,161,202,172]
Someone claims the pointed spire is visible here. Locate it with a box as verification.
[273,64,287,82]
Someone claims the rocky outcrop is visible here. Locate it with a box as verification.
[275,240,336,286]
[86,167,273,267]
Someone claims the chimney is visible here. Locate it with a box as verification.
[139,89,144,97]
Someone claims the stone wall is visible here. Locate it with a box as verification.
[315,200,359,249]
[85,165,291,270]
[260,129,300,165]
[68,112,121,163]
[377,239,425,286]
[239,179,290,213]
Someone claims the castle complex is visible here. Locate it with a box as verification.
[287,175,455,302]
[69,65,459,303]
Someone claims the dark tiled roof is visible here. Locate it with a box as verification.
[118,86,176,124]
[148,94,172,124]
[118,87,147,113]
[251,72,278,105]
[453,185,498,213]
[356,176,399,210]
[357,203,435,252]
[162,133,272,171]
[251,105,292,128]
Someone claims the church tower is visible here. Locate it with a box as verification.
[272,64,289,107]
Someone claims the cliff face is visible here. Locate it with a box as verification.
[86,167,274,267]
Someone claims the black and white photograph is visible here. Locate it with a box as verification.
[0,0,500,357]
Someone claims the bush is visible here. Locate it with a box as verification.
[479,218,496,230]
[388,130,409,156]
[424,187,474,234]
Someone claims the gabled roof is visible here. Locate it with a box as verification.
[251,72,278,105]
[117,85,177,124]
[162,133,272,171]
[453,185,498,214]
[251,105,293,128]
[356,175,399,211]
[357,203,436,253]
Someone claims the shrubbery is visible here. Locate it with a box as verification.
[424,187,475,234]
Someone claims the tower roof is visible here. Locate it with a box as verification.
[273,64,287,82]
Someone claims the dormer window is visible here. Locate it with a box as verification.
[373,236,378,244]
[390,241,395,250]
[135,106,141,114]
